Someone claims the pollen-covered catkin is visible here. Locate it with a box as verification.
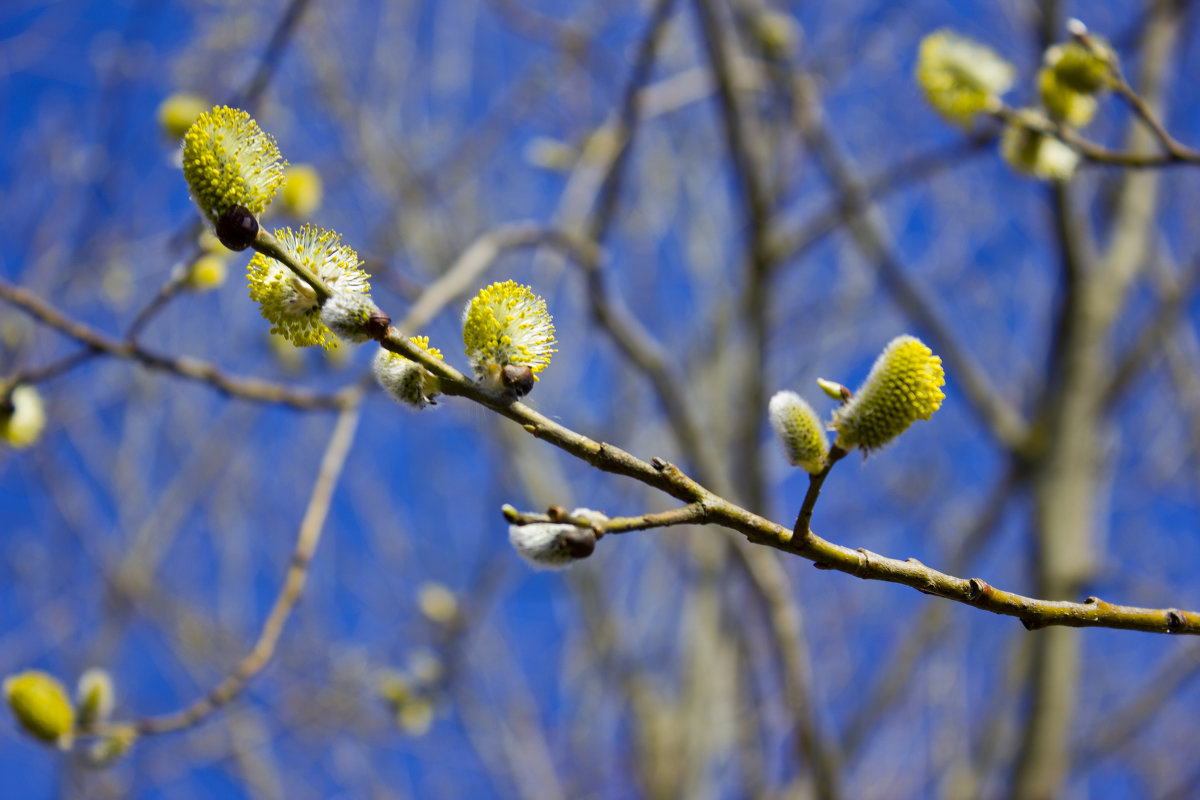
[4,671,75,748]
[915,30,1015,126]
[462,281,556,393]
[831,335,945,451]
[373,337,444,409]
[247,225,372,349]
[182,106,286,221]
[768,391,829,473]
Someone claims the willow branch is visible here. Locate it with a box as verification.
[370,323,1200,635]
[396,223,598,335]
[502,501,712,535]
[1077,642,1200,761]
[993,103,1200,169]
[0,277,349,410]
[693,0,773,508]
[252,229,332,303]
[1103,253,1200,410]
[767,134,997,268]
[1101,19,1200,162]
[117,399,361,736]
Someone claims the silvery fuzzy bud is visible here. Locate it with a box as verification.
[508,521,597,569]
[768,391,829,473]
[320,290,389,344]
[373,338,443,409]
[416,582,459,626]
[75,669,115,728]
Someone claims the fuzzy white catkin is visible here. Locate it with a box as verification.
[508,509,604,569]
[509,523,580,569]
[76,668,115,727]
[768,390,829,473]
[320,290,380,343]
[373,347,440,409]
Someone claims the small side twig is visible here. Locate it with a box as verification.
[0,277,348,410]
[502,501,712,536]
[105,398,362,736]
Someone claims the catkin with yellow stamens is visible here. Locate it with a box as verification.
[832,336,945,451]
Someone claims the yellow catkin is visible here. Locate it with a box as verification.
[832,336,945,451]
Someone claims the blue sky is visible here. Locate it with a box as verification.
[3,1,1200,798]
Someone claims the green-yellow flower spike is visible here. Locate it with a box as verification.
[247,225,371,349]
[1039,68,1097,128]
[85,724,136,768]
[280,164,324,217]
[1001,111,1079,182]
[75,668,115,728]
[1,385,46,448]
[185,254,228,292]
[768,391,829,474]
[4,671,75,748]
[462,281,556,392]
[915,30,1015,127]
[1046,39,1115,95]
[182,106,287,221]
[751,10,798,59]
[158,93,209,140]
[417,582,459,625]
[832,335,945,452]
[373,336,444,409]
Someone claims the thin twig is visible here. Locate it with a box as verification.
[229,0,315,111]
[692,0,773,509]
[373,321,1200,635]
[503,501,712,534]
[766,134,997,268]
[125,271,187,342]
[993,103,1200,169]
[1103,253,1200,410]
[124,398,361,735]
[396,223,598,335]
[252,229,333,303]
[0,277,349,410]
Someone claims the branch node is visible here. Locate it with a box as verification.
[967,578,988,601]
[1166,610,1186,633]
[650,456,668,471]
[856,548,874,572]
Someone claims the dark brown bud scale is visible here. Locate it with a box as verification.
[560,528,596,559]
[364,309,392,341]
[501,364,536,398]
[215,205,260,251]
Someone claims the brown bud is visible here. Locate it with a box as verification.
[501,364,536,398]
[364,308,392,341]
[215,205,259,251]
[559,527,596,559]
